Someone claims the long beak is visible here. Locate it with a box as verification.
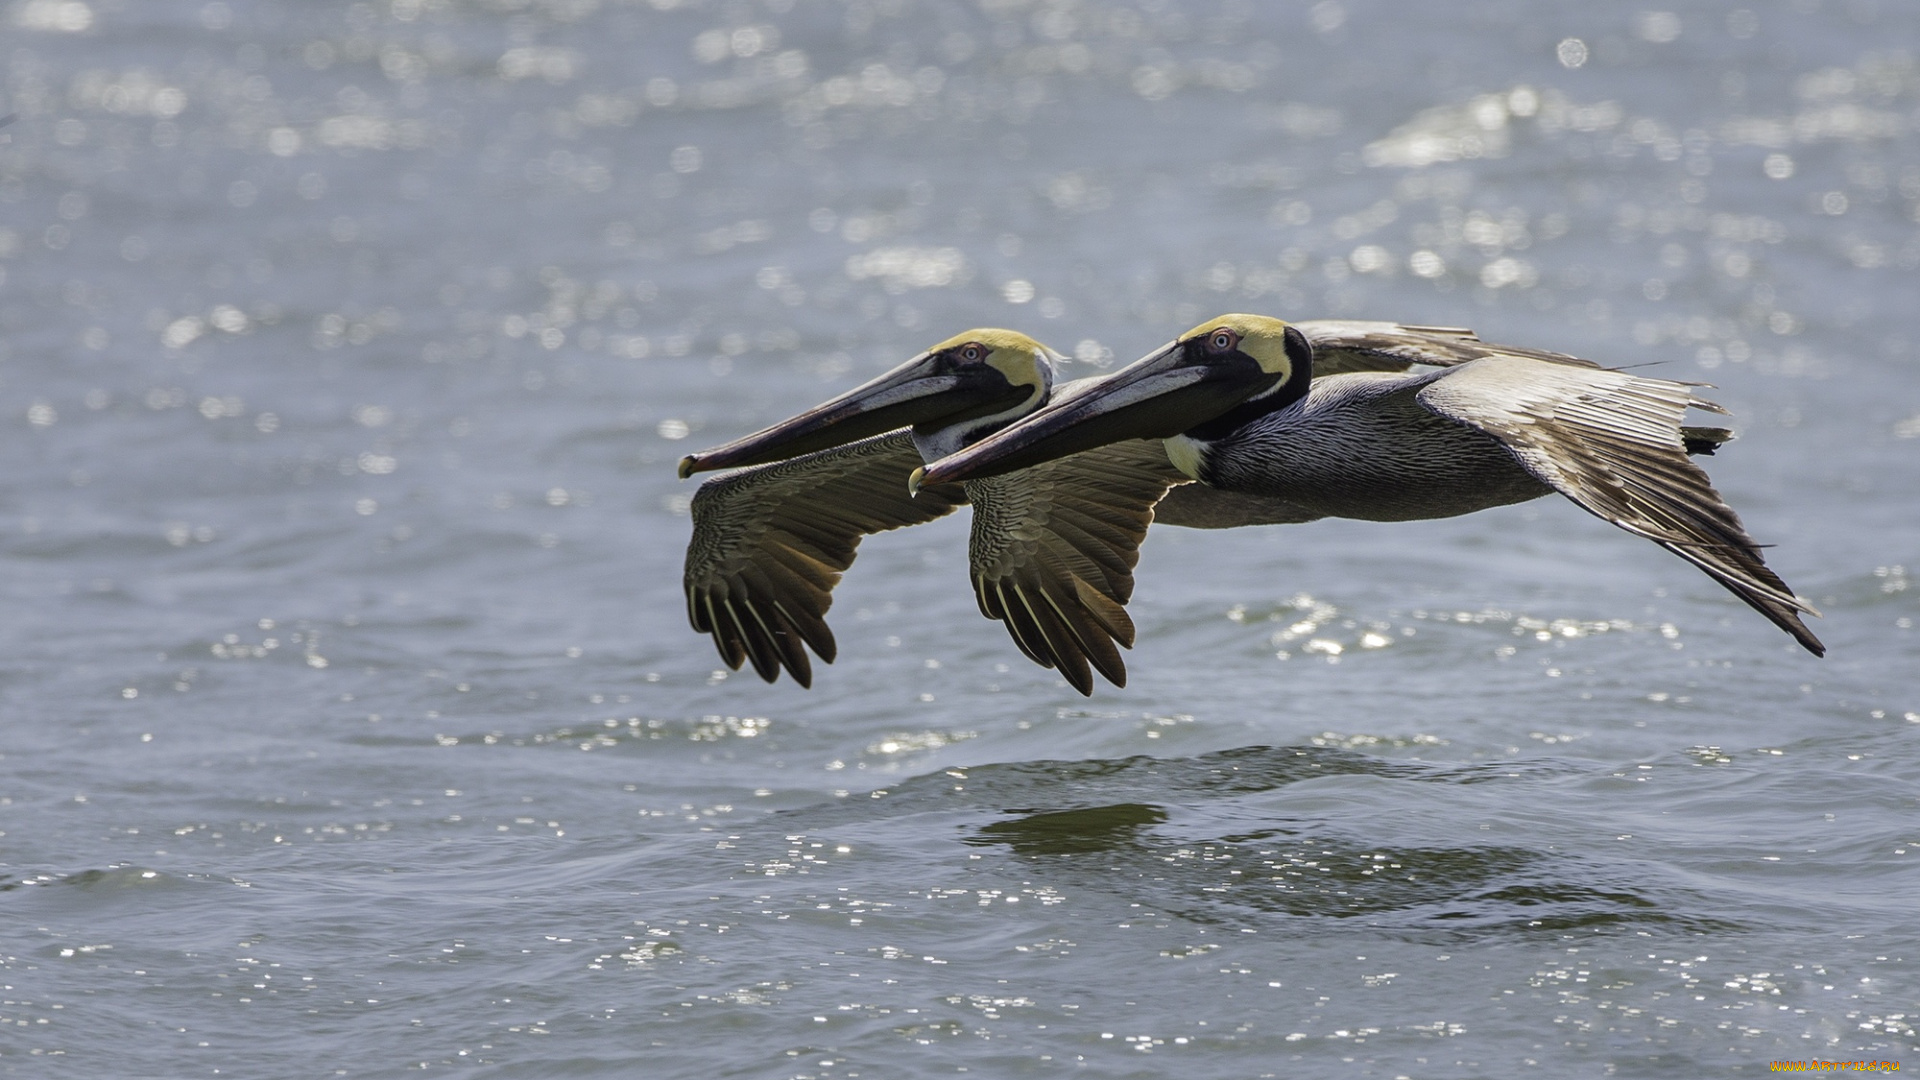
[678,354,992,478]
[912,339,1259,487]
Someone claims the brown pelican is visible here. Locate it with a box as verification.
[677,329,1189,695]
[913,314,1824,656]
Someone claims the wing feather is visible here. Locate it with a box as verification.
[1415,357,1823,655]
[966,439,1190,693]
[720,596,782,683]
[1295,320,1602,375]
[683,430,968,686]
[991,578,1055,669]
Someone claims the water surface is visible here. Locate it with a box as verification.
[2,0,1918,1075]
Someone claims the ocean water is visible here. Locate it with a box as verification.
[2,0,1918,1075]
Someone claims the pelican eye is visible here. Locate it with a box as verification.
[1206,328,1239,354]
[957,343,986,363]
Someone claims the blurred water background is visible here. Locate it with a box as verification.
[2,0,1918,1075]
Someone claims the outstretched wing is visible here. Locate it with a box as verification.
[965,439,1191,695]
[1415,356,1823,655]
[684,431,968,686]
[1296,320,1602,374]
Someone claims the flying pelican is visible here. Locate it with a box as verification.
[913,314,1824,656]
[677,323,1580,693]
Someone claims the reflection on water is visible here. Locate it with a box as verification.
[897,746,1732,933]
[973,801,1169,854]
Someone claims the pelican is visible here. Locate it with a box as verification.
[677,329,1189,695]
[913,314,1824,656]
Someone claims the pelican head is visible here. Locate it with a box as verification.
[677,329,1057,478]
[912,314,1311,488]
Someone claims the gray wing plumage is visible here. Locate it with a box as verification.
[1297,320,1733,457]
[1415,356,1824,655]
[684,431,968,686]
[965,439,1191,695]
[1295,320,1601,374]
